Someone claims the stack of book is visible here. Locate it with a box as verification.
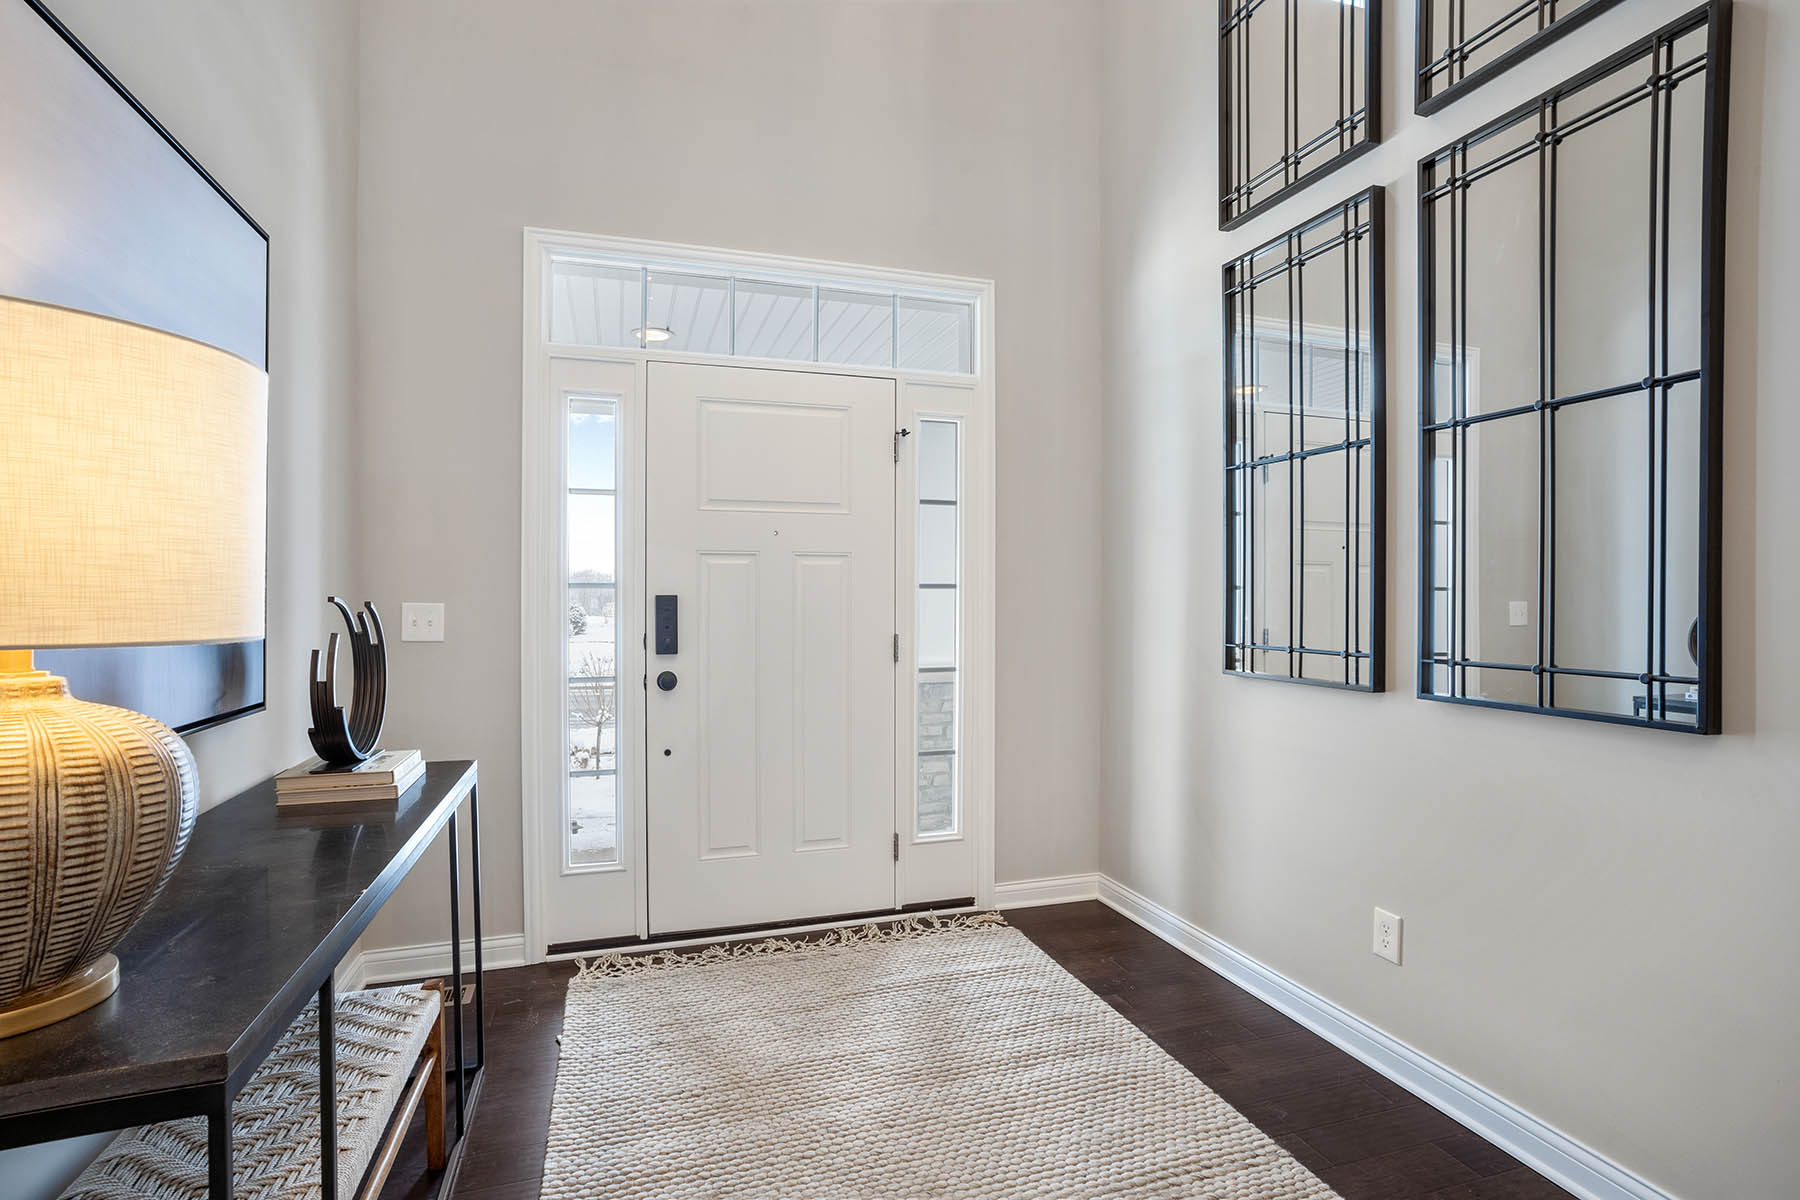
[275,748,425,807]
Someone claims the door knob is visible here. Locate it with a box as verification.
[656,670,678,691]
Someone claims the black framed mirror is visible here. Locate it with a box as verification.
[1219,0,1382,230]
[1224,187,1386,690]
[1417,1,1730,733]
[1416,0,1631,115]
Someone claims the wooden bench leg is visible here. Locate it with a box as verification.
[423,981,448,1170]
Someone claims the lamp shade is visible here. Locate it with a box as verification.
[0,296,267,648]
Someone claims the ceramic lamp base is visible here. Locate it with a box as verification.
[0,668,198,1037]
[0,955,119,1039]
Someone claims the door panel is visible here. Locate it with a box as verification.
[699,399,852,512]
[647,362,896,935]
[794,553,853,850]
[697,551,760,859]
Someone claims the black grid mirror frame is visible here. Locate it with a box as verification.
[1218,0,1383,231]
[1416,0,1631,115]
[1223,187,1387,691]
[1416,0,1730,734]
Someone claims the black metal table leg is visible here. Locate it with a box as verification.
[207,1092,233,1200]
[318,975,337,1200]
[447,810,466,1138]
[469,783,485,1072]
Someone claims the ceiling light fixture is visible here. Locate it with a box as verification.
[632,326,673,344]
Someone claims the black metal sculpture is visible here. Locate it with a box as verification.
[307,598,388,765]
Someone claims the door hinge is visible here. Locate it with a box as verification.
[892,633,900,663]
[893,832,900,861]
[894,427,911,463]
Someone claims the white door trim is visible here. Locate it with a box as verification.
[520,229,997,961]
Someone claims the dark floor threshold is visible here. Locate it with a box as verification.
[546,897,977,957]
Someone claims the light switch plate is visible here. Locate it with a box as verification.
[1508,600,1529,627]
[401,602,445,642]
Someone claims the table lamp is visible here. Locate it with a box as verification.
[0,295,267,1037]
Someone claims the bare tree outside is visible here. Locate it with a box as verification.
[568,650,615,770]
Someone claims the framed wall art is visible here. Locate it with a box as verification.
[1219,0,1382,229]
[0,0,269,733]
[1224,187,1386,690]
[1417,0,1632,115]
[1417,1,1730,732]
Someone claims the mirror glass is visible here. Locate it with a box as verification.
[1418,0,1624,111]
[1419,10,1722,730]
[1220,0,1377,227]
[1225,189,1383,690]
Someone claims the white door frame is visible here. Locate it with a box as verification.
[519,229,997,962]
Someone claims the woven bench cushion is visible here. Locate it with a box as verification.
[61,985,441,1200]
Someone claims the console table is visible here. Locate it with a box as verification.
[0,759,486,1200]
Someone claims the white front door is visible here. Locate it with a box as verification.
[645,362,897,936]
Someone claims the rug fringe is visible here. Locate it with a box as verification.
[572,911,1007,980]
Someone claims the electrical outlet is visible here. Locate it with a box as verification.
[1373,908,1403,965]
[1508,600,1529,627]
[401,602,445,642]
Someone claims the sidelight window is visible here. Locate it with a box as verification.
[915,419,961,837]
[566,395,621,866]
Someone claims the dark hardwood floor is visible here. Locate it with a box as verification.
[381,902,1570,1200]
[1005,905,1571,1200]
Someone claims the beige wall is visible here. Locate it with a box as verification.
[35,0,365,811]
[354,0,1105,951]
[0,2,361,1195]
[1100,0,1799,1195]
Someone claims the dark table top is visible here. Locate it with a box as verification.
[0,759,476,1123]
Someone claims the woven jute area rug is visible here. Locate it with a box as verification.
[542,913,1340,1199]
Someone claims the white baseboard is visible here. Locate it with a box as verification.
[340,934,528,991]
[1095,875,1676,1200]
[994,872,1101,909]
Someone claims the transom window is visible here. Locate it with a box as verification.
[548,253,978,376]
